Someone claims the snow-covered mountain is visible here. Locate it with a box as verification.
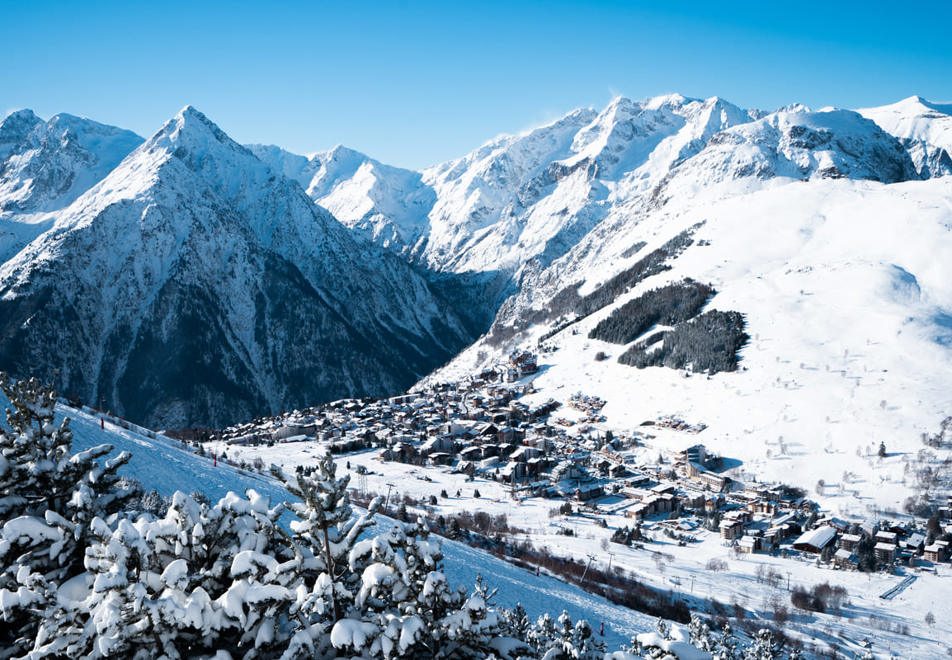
[0,106,476,428]
[1,93,949,433]
[0,110,143,217]
[262,94,939,299]
[0,110,143,262]
[421,95,952,517]
[248,144,435,253]
[859,95,952,178]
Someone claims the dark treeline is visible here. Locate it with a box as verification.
[588,279,715,345]
[619,310,748,374]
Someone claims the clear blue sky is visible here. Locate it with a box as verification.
[2,0,950,169]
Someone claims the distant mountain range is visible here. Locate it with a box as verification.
[0,94,949,428]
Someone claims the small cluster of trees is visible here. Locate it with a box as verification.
[489,225,700,346]
[790,582,849,614]
[610,525,642,546]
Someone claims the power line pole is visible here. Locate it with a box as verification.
[581,554,596,586]
[385,482,395,510]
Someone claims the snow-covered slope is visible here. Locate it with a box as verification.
[0,107,476,428]
[426,171,952,513]
[859,96,952,178]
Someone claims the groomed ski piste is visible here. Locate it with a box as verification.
[56,400,658,653]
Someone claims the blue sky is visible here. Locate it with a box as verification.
[2,1,950,169]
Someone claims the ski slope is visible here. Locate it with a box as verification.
[58,401,656,651]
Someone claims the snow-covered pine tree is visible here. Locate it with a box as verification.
[333,515,517,659]
[0,376,134,658]
[525,612,561,657]
[30,489,292,659]
[280,454,380,657]
[743,628,783,660]
[688,613,714,651]
[713,620,740,660]
[501,602,530,642]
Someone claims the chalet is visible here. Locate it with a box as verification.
[884,522,910,537]
[651,483,676,496]
[923,541,949,563]
[818,517,851,533]
[428,452,454,466]
[770,519,801,541]
[875,530,898,546]
[902,533,925,554]
[720,518,744,540]
[525,435,555,451]
[383,442,417,462]
[575,484,603,501]
[833,549,859,570]
[738,535,760,554]
[459,446,482,462]
[526,456,547,477]
[499,461,527,483]
[419,436,455,456]
[793,526,837,553]
[609,463,630,479]
[838,534,863,553]
[509,446,541,462]
[874,542,897,564]
[626,474,651,488]
[749,500,778,516]
[704,494,725,513]
[620,487,653,501]
[680,489,706,509]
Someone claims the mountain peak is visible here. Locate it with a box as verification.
[1,108,40,124]
[174,104,225,134]
[0,109,42,150]
[905,96,952,116]
[147,105,236,157]
[644,92,694,110]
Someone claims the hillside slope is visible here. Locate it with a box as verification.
[425,172,952,514]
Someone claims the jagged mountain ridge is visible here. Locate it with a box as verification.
[0,107,476,428]
[255,95,943,291]
[0,110,144,263]
[0,109,144,217]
